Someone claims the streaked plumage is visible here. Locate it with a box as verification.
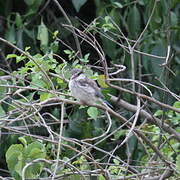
[69,69,112,107]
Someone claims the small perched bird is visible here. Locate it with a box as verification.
[69,69,112,108]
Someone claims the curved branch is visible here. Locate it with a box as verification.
[107,83,180,114]
[110,95,180,142]
[38,97,174,167]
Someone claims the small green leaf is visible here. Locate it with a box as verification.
[87,107,99,120]
[97,75,108,88]
[16,55,26,63]
[50,40,59,53]
[53,30,59,39]
[19,137,28,147]
[64,49,72,55]
[6,54,17,59]
[113,2,123,8]
[31,73,47,88]
[98,175,106,180]
[154,110,163,117]
[40,92,53,101]
[72,0,87,12]
[0,105,6,117]
[113,158,120,165]
[25,46,31,51]
[24,0,35,6]
[80,53,90,63]
[173,101,180,108]
[15,13,23,28]
[84,53,90,60]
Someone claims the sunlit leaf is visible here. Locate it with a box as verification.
[97,75,108,88]
[173,101,180,108]
[87,107,99,120]
[154,110,163,117]
[40,92,54,101]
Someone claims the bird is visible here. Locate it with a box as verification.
[69,68,112,108]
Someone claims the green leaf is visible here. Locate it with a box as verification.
[50,40,59,53]
[24,0,35,6]
[170,11,178,26]
[14,158,23,176]
[40,92,54,101]
[114,130,126,140]
[64,49,72,55]
[0,105,6,117]
[113,2,123,8]
[31,72,47,88]
[53,30,59,39]
[0,79,7,99]
[16,55,26,63]
[72,0,87,12]
[154,110,163,117]
[18,137,28,147]
[29,148,46,159]
[19,136,34,146]
[80,53,90,63]
[25,162,44,179]
[6,54,17,59]
[138,0,145,6]
[5,25,16,44]
[6,144,24,173]
[173,101,180,108]
[37,20,49,49]
[24,142,46,159]
[127,5,141,38]
[176,154,180,172]
[87,107,99,120]
[97,74,108,88]
[25,46,31,51]
[101,36,117,60]
[98,175,106,180]
[15,13,23,28]
[102,16,116,32]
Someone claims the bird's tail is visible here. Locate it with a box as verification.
[103,100,113,109]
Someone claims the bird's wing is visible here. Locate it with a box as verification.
[77,77,104,99]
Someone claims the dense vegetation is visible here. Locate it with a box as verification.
[0,0,179,179]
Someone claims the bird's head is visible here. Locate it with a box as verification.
[70,68,83,80]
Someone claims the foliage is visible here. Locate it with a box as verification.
[0,0,179,179]
[6,137,46,180]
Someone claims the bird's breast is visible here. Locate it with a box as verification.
[69,79,97,104]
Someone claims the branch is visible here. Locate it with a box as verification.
[37,97,173,167]
[107,83,180,114]
[110,95,180,141]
